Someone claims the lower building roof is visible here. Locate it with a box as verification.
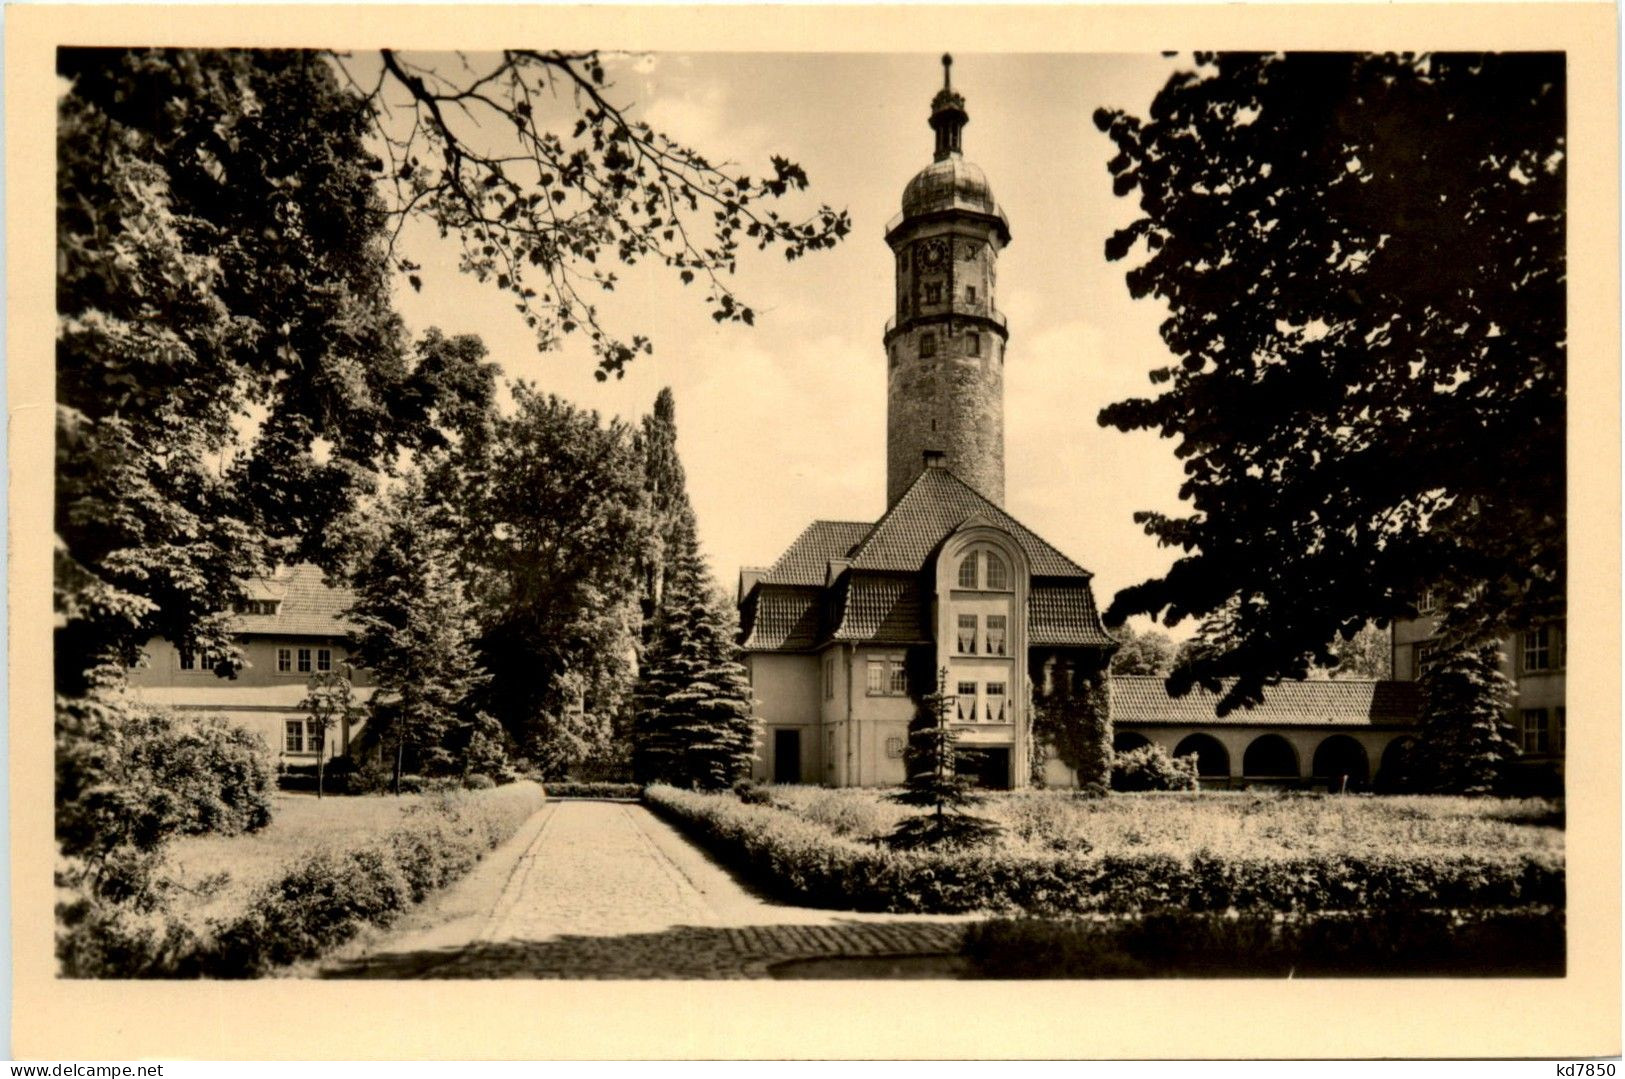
[1111,675,1419,727]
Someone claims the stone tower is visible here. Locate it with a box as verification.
[884,54,1011,507]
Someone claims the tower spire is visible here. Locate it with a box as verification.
[929,53,968,161]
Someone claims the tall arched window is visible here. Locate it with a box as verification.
[985,552,1009,590]
[957,554,978,589]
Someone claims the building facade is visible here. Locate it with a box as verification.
[738,58,1423,790]
[1391,597,1566,780]
[127,563,372,766]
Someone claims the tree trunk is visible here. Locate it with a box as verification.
[394,739,403,796]
[316,736,325,799]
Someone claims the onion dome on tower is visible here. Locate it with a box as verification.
[883,54,1011,507]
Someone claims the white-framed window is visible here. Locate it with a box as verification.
[1416,642,1439,678]
[1418,588,1438,613]
[888,659,908,695]
[238,599,280,616]
[278,647,293,673]
[317,648,333,672]
[867,660,887,695]
[985,615,1008,656]
[1523,627,1552,672]
[966,333,980,357]
[1555,707,1566,753]
[986,681,1007,723]
[957,554,978,589]
[956,614,978,653]
[867,657,905,697]
[1521,708,1550,754]
[957,682,977,722]
[297,647,313,673]
[284,719,306,754]
[920,333,936,358]
[985,553,1009,590]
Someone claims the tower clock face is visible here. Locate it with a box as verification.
[918,239,948,271]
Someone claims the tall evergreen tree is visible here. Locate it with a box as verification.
[1415,639,1516,794]
[633,512,756,788]
[348,474,489,791]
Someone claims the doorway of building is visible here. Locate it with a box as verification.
[959,747,1011,789]
[774,728,802,784]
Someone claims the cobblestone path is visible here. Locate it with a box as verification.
[320,800,971,979]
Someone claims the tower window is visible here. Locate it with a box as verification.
[957,555,978,589]
[985,615,1008,656]
[956,613,978,653]
[967,333,981,357]
[924,282,943,305]
[920,334,936,358]
[966,285,977,303]
[985,553,1009,590]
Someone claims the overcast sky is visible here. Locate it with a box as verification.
[388,51,1192,636]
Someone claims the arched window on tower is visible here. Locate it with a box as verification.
[957,554,978,589]
[985,552,1009,590]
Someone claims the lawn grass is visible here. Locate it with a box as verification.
[764,786,1563,861]
[162,792,436,923]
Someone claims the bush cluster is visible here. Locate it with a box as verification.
[644,786,1564,916]
[57,781,546,977]
[1111,745,1201,793]
[57,700,275,863]
[542,781,642,799]
[961,908,1564,978]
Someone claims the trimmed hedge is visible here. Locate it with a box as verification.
[962,908,1565,978]
[543,781,641,800]
[644,785,1565,916]
[58,781,546,977]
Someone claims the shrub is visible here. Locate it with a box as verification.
[644,785,1565,917]
[58,781,546,977]
[1112,744,1201,793]
[734,781,776,806]
[543,781,642,799]
[998,793,1094,854]
[56,695,274,866]
[464,774,496,790]
[961,908,1565,978]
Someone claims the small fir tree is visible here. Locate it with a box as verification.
[1415,639,1517,794]
[885,669,1002,851]
[297,669,362,798]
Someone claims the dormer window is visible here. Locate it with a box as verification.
[238,599,281,616]
[956,549,1011,590]
[985,553,1008,589]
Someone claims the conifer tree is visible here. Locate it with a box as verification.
[1415,640,1517,795]
[348,474,490,791]
[633,512,757,788]
[886,670,1002,850]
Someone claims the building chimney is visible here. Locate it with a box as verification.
[923,449,947,469]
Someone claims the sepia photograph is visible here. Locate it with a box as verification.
[10,1,1619,1062]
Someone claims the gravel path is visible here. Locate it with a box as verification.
[319,799,971,979]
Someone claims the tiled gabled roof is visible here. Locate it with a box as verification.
[1111,676,1420,727]
[739,587,821,651]
[232,564,356,637]
[830,575,928,643]
[846,467,1090,577]
[760,520,873,586]
[1029,586,1114,646]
